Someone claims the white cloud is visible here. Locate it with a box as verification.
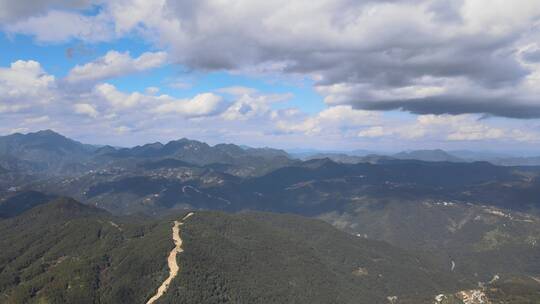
[356,114,534,142]
[153,93,223,117]
[277,105,380,135]
[8,127,29,134]
[221,89,291,121]
[145,86,160,95]
[415,115,505,141]
[23,115,50,124]
[358,126,386,138]
[114,125,131,134]
[94,83,145,109]
[5,10,113,42]
[93,83,224,118]
[0,60,56,113]
[74,103,99,118]
[0,104,29,113]
[66,50,167,84]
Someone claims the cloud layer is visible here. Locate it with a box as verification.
[3,0,540,119]
[66,51,167,84]
[100,0,540,118]
[1,57,540,149]
[2,1,540,149]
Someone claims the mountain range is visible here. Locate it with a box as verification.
[1,130,540,303]
[0,130,293,178]
[301,148,540,167]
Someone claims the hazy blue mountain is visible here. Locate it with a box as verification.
[393,149,465,162]
[289,148,378,160]
[447,150,540,166]
[0,130,295,178]
[492,156,540,166]
[448,150,514,160]
[99,138,294,176]
[0,130,97,176]
[304,153,395,164]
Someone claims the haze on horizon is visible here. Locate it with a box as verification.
[1,0,540,153]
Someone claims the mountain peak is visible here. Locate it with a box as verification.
[301,157,338,169]
[34,129,61,136]
[36,197,107,217]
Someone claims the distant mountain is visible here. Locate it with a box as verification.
[393,149,465,162]
[0,130,95,157]
[93,145,117,156]
[243,146,290,159]
[138,158,198,170]
[0,130,295,178]
[101,138,294,176]
[0,130,96,176]
[304,153,394,164]
[299,148,540,167]
[289,149,377,159]
[107,138,290,163]
[446,150,540,167]
[305,149,477,165]
[491,156,540,166]
[0,198,466,304]
[245,159,515,195]
[35,157,529,217]
[448,150,513,160]
[0,165,7,174]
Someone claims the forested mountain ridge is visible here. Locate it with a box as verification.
[0,198,469,304]
[0,130,294,178]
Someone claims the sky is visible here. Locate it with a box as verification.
[1,0,540,152]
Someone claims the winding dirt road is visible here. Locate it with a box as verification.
[146,212,194,304]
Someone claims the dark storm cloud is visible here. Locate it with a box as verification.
[522,49,540,63]
[0,0,95,22]
[155,0,540,119]
[358,95,540,119]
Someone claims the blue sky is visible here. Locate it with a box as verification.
[1,1,540,152]
[1,31,325,113]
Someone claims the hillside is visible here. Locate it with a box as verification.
[163,212,465,304]
[319,199,540,280]
[0,199,469,304]
[34,157,528,216]
[0,191,57,218]
[0,198,177,303]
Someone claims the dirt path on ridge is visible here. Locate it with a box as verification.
[146,212,194,304]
